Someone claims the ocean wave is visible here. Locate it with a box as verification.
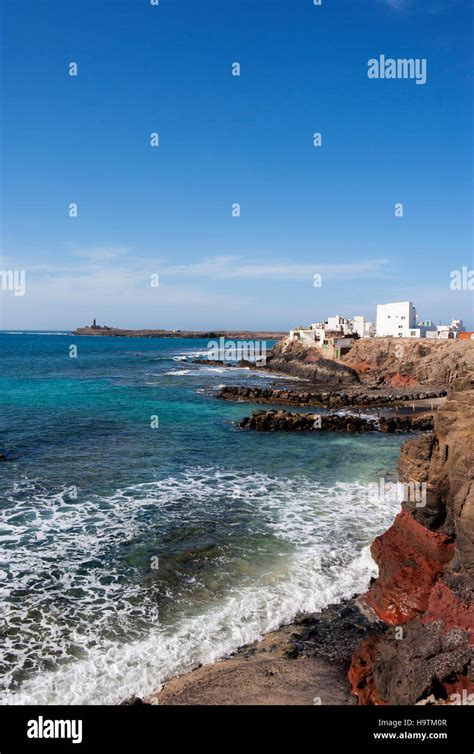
[0,469,399,705]
[163,367,227,376]
[173,350,211,358]
[163,369,193,376]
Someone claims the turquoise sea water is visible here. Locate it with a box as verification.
[0,332,405,704]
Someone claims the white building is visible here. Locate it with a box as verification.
[352,315,375,338]
[292,306,466,343]
[326,315,351,333]
[313,315,374,337]
[436,319,465,337]
[376,301,417,337]
[310,326,327,342]
[289,327,317,343]
[290,314,375,343]
[406,322,437,338]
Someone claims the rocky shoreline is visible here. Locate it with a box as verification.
[124,597,385,706]
[134,382,471,706]
[239,410,434,433]
[128,337,473,706]
[348,378,474,705]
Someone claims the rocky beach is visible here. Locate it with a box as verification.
[141,598,383,706]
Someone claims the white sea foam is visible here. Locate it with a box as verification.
[162,366,290,378]
[1,331,68,336]
[174,349,211,358]
[163,369,194,375]
[0,469,399,706]
[163,367,227,376]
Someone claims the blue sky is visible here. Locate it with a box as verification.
[1,0,472,330]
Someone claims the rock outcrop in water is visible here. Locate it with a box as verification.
[349,376,474,705]
[218,384,446,407]
[240,410,434,434]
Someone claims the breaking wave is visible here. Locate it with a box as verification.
[1,468,399,705]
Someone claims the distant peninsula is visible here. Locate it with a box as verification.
[73,324,286,340]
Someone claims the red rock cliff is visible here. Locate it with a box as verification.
[349,376,474,704]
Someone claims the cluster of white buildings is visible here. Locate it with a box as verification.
[375,302,465,339]
[289,301,467,351]
[290,315,375,342]
[289,315,375,358]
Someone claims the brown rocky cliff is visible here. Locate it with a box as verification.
[349,378,474,704]
[264,336,474,389]
[343,338,474,388]
[264,338,360,384]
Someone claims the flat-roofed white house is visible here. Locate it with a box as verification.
[406,322,437,338]
[326,315,350,333]
[289,327,318,343]
[436,319,465,337]
[352,315,375,338]
[376,301,417,337]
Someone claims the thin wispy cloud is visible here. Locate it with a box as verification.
[157,256,393,282]
[0,247,394,329]
[2,247,470,330]
[72,246,134,264]
[3,249,394,282]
